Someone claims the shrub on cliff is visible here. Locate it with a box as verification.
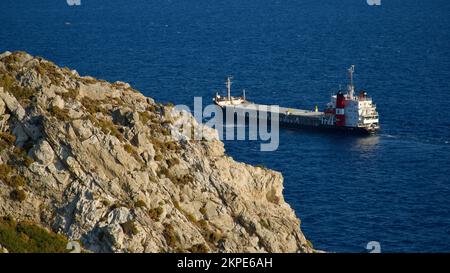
[0,164,12,182]
[121,220,138,237]
[10,189,26,202]
[49,105,71,121]
[36,61,64,86]
[0,73,34,104]
[0,216,69,253]
[0,132,16,145]
[163,223,179,248]
[148,206,164,221]
[188,243,209,253]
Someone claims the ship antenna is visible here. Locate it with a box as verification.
[243,89,246,100]
[348,65,355,99]
[226,76,232,101]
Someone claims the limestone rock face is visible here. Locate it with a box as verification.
[29,140,54,165]
[0,89,26,121]
[0,51,315,253]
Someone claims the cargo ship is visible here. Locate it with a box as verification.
[213,65,379,134]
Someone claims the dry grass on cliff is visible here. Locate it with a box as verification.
[0,71,34,104]
[36,61,64,86]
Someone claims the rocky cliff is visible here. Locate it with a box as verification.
[0,51,313,253]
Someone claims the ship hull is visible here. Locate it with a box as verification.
[269,116,378,135]
[286,123,379,135]
[215,104,379,135]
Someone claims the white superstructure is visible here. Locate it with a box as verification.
[323,65,379,132]
[214,76,247,106]
[213,66,380,134]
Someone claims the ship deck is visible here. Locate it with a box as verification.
[221,101,324,117]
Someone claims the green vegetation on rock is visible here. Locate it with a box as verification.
[0,72,34,104]
[0,216,69,253]
[120,220,138,237]
[9,189,26,202]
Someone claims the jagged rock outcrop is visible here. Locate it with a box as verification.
[0,51,314,253]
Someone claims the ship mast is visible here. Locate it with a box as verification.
[348,65,355,100]
[226,76,232,101]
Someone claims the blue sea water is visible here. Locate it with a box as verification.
[1,0,450,252]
